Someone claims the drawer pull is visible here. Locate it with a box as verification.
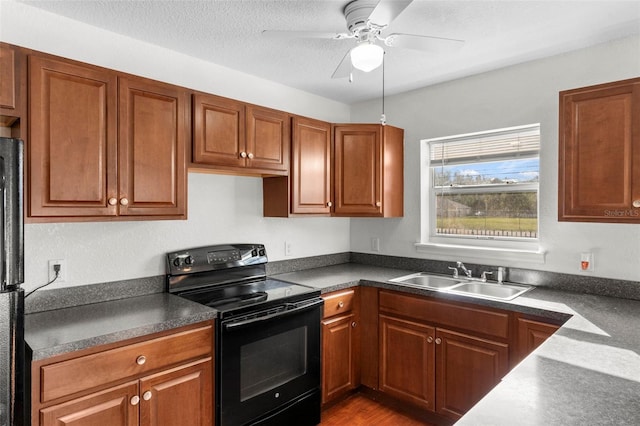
[130,395,140,406]
[351,321,357,328]
[338,301,344,308]
[633,200,640,208]
[435,338,442,345]
[136,355,147,365]
[427,336,434,343]
[108,197,118,206]
[143,391,152,401]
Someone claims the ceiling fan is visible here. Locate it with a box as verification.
[262,0,464,80]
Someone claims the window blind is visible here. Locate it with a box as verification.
[430,124,540,166]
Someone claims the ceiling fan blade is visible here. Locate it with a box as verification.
[331,50,353,79]
[367,0,413,26]
[261,30,351,40]
[384,33,465,52]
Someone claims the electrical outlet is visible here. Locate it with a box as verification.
[371,237,380,252]
[580,252,594,272]
[285,241,292,256]
[48,259,66,282]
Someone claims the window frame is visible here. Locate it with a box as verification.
[418,124,545,263]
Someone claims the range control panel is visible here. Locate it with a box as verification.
[166,244,267,275]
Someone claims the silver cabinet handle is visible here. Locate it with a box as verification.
[351,321,357,328]
[427,336,434,343]
[435,338,442,345]
[120,198,129,206]
[248,152,254,159]
[375,201,381,207]
[130,395,140,406]
[338,301,344,308]
[633,200,640,208]
[136,355,146,365]
[108,197,118,206]
[143,391,152,401]
[240,151,247,158]
[327,201,332,207]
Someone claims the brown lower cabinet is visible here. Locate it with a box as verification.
[378,313,509,421]
[513,314,561,366]
[31,322,214,426]
[321,289,360,405]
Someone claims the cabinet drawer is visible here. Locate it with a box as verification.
[39,324,213,403]
[379,290,509,339]
[322,289,355,319]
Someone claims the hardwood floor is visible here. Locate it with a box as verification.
[320,393,434,426]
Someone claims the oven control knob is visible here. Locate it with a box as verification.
[258,248,266,256]
[184,256,194,265]
[251,249,258,257]
[173,258,181,267]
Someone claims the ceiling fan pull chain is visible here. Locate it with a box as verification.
[380,51,386,126]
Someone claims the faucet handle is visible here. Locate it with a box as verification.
[447,266,459,278]
[480,271,493,282]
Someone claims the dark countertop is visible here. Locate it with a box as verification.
[24,263,640,424]
[25,293,216,360]
[273,264,640,426]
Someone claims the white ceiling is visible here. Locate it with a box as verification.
[20,0,640,104]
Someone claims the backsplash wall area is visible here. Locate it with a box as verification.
[350,34,640,284]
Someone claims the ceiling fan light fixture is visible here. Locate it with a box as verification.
[350,42,384,72]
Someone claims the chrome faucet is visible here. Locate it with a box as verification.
[457,261,472,278]
[447,266,459,278]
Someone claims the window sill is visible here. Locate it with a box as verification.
[415,242,546,265]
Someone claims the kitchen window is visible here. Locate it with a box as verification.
[418,124,543,262]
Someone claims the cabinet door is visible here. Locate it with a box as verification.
[246,105,289,173]
[322,313,359,405]
[118,76,187,217]
[292,116,331,214]
[514,316,559,366]
[29,55,118,217]
[0,43,25,121]
[559,79,640,222]
[379,315,435,410]
[139,358,213,426]
[40,381,139,426]
[192,93,246,168]
[435,328,508,421]
[334,125,382,216]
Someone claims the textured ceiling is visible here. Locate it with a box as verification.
[20,0,640,104]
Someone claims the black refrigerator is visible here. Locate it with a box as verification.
[0,137,25,426]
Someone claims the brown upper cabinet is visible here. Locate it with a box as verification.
[192,93,289,175]
[263,121,404,217]
[559,77,640,222]
[0,43,27,129]
[263,116,332,216]
[28,54,188,221]
[333,124,404,217]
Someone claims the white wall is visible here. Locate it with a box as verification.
[1,1,351,291]
[350,35,640,282]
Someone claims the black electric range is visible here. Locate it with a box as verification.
[166,244,322,426]
[166,243,319,317]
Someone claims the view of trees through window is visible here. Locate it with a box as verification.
[432,146,539,239]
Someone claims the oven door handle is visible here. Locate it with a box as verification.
[223,298,323,331]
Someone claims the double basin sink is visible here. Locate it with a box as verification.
[389,272,532,301]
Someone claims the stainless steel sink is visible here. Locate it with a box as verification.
[389,273,467,290]
[389,272,532,301]
[448,282,532,301]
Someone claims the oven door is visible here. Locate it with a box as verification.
[218,298,323,426]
